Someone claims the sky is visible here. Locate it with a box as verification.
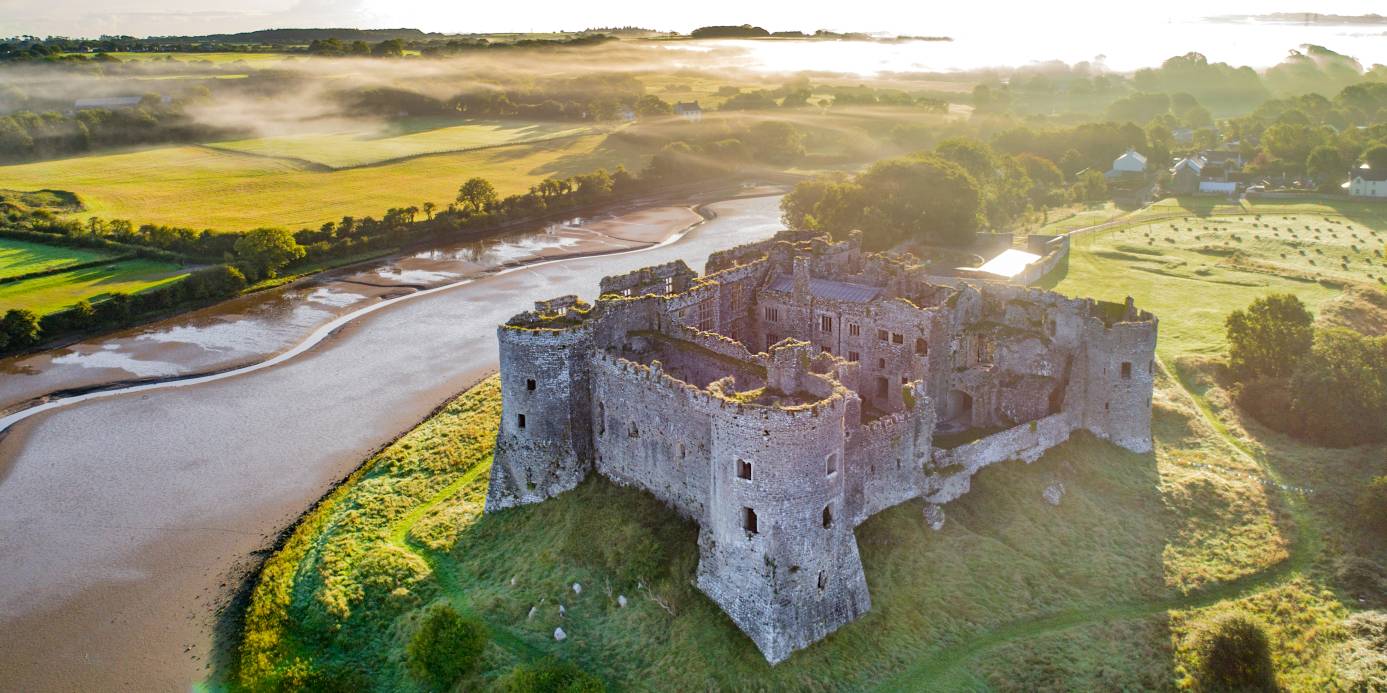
[2,0,1386,40]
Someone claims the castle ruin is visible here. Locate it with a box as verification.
[483,229,1157,664]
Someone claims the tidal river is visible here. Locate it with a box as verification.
[0,192,786,692]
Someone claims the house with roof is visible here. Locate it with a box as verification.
[1347,164,1387,198]
[673,101,703,123]
[1106,148,1147,180]
[1168,156,1205,195]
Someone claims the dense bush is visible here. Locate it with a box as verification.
[405,603,488,690]
[1194,612,1278,692]
[496,657,606,693]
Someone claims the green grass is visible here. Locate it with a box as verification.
[0,258,189,314]
[206,119,602,169]
[1046,200,1387,359]
[0,133,643,231]
[0,238,118,280]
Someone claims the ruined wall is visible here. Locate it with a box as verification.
[589,354,715,521]
[845,384,935,526]
[924,412,1076,505]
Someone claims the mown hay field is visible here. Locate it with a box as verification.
[0,133,643,232]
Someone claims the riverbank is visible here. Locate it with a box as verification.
[0,185,782,416]
[0,194,788,692]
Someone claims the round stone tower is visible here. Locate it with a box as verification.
[485,300,596,512]
[695,342,869,664]
[1080,298,1158,454]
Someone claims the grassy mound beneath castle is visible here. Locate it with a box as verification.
[230,359,1348,691]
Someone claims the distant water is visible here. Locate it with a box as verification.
[664,20,1387,74]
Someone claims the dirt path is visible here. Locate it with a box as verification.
[872,358,1321,691]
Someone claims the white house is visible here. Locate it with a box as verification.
[1348,165,1387,197]
[673,101,703,123]
[1107,147,1147,179]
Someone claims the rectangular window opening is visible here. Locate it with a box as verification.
[849,323,860,336]
[891,333,904,345]
[743,507,758,534]
[737,459,752,481]
[821,315,833,333]
[526,378,536,391]
[1121,362,1133,379]
[517,414,526,429]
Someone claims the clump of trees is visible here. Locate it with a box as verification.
[0,96,234,164]
[406,603,488,690]
[1192,612,1278,692]
[1226,293,1387,446]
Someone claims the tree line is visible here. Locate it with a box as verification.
[0,93,232,163]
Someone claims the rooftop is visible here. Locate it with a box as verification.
[767,274,882,303]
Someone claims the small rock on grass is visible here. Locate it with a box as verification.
[554,627,567,641]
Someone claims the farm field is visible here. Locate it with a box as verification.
[0,258,190,315]
[0,133,644,231]
[206,118,601,168]
[0,238,118,280]
[1048,198,1387,358]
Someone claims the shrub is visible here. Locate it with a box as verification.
[1360,476,1387,537]
[1233,377,1297,436]
[405,602,488,690]
[1194,612,1278,692]
[1287,328,1387,446]
[0,308,41,351]
[496,657,605,693]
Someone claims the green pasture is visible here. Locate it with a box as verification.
[0,238,118,280]
[0,258,189,314]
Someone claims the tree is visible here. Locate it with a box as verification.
[1306,145,1345,189]
[371,38,404,57]
[1073,169,1108,202]
[634,94,671,117]
[1289,328,1387,446]
[1361,142,1387,172]
[1016,153,1065,207]
[406,603,488,690]
[746,121,806,165]
[1194,613,1278,692]
[1225,293,1314,380]
[233,227,305,280]
[422,201,435,220]
[853,155,983,247]
[0,308,41,352]
[457,177,498,213]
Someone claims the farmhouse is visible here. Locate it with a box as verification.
[1347,165,1387,198]
[673,101,703,122]
[1107,147,1147,179]
[484,229,1157,664]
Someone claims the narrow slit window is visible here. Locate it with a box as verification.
[742,507,758,534]
[818,571,827,590]
[517,414,526,429]
[526,378,536,391]
[822,505,833,529]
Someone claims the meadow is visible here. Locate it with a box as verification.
[0,254,190,314]
[0,133,642,231]
[205,118,602,169]
[0,238,118,280]
[229,195,1387,691]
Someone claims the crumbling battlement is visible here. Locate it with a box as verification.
[484,228,1157,663]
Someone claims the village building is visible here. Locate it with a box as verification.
[1347,165,1387,198]
[482,229,1157,664]
[673,101,703,122]
[1106,147,1147,179]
